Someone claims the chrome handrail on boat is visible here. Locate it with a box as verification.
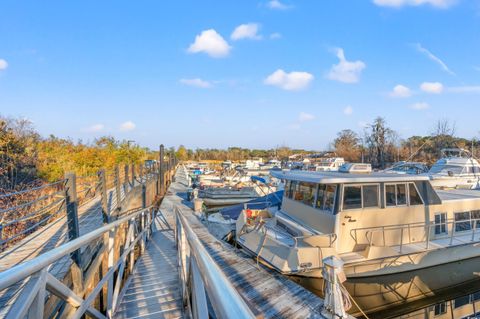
[351,217,480,253]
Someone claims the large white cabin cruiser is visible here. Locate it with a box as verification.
[312,157,345,172]
[236,169,480,278]
[428,149,480,189]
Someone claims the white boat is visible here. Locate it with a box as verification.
[383,161,429,175]
[312,157,345,172]
[428,148,480,189]
[236,169,480,279]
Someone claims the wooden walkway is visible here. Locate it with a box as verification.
[139,168,328,319]
[114,228,183,319]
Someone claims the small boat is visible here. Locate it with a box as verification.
[428,148,480,189]
[312,157,346,172]
[199,186,259,207]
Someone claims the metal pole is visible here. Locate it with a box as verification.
[65,172,81,265]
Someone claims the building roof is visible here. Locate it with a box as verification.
[270,169,431,184]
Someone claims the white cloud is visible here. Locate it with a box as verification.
[264,69,314,91]
[390,84,412,98]
[343,106,353,116]
[270,32,282,39]
[120,121,136,132]
[373,0,456,8]
[299,112,315,122]
[180,78,213,88]
[267,0,292,10]
[84,124,105,133]
[326,48,366,84]
[447,86,480,93]
[415,43,455,75]
[231,23,262,41]
[409,102,430,110]
[420,81,444,94]
[188,29,231,58]
[0,59,8,70]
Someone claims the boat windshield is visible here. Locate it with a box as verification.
[429,164,464,175]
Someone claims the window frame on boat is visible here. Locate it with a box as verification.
[284,180,338,214]
[384,182,424,208]
[434,212,447,235]
[341,183,381,211]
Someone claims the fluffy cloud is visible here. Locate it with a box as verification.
[180,78,213,88]
[231,23,262,41]
[326,48,366,84]
[264,69,314,91]
[267,0,292,10]
[390,84,412,98]
[299,112,315,122]
[84,124,105,133]
[373,0,456,8]
[420,82,444,94]
[409,102,430,110]
[120,121,136,132]
[343,106,353,115]
[0,59,8,70]
[188,29,231,58]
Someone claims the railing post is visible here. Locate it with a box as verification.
[131,163,135,186]
[65,172,81,264]
[321,256,348,319]
[139,165,143,182]
[159,145,165,195]
[99,169,109,224]
[114,166,122,213]
[124,165,129,191]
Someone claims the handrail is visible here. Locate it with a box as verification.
[174,206,256,319]
[354,217,480,252]
[0,206,152,290]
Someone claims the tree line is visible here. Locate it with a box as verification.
[0,116,156,191]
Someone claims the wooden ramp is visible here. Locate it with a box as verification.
[156,169,328,319]
[115,211,184,318]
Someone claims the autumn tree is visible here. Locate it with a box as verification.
[176,145,188,161]
[365,117,398,169]
[334,129,361,162]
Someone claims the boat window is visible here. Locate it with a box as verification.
[385,185,396,207]
[397,184,407,205]
[434,213,447,235]
[296,182,316,207]
[472,210,480,229]
[343,186,362,210]
[288,181,298,199]
[429,164,463,175]
[433,302,447,316]
[362,185,379,208]
[316,184,326,208]
[408,183,423,205]
[324,185,337,213]
[285,181,292,198]
[454,212,471,232]
[453,295,470,309]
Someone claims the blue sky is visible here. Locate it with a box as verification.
[1,0,479,150]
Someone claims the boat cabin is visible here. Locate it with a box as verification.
[271,170,455,254]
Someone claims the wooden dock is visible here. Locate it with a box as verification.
[119,168,328,319]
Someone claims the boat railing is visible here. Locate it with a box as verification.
[351,218,480,253]
[174,206,257,319]
[260,223,337,248]
[0,206,156,319]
